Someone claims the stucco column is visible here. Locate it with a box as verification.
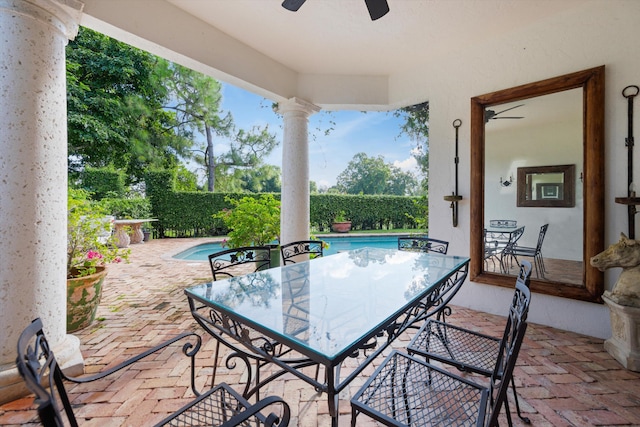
[0,0,84,403]
[278,98,320,246]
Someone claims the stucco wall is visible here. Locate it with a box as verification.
[412,0,640,339]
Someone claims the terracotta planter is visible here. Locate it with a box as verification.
[67,266,107,333]
[331,221,352,233]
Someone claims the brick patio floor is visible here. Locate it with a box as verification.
[2,237,640,426]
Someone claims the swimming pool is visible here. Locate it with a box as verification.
[173,235,409,260]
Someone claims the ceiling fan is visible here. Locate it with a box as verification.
[484,104,525,123]
[282,0,390,21]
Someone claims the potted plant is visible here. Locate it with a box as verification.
[67,188,129,332]
[331,210,352,233]
[213,194,281,267]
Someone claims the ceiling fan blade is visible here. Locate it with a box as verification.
[282,0,307,12]
[493,104,524,116]
[364,0,389,20]
[493,116,525,119]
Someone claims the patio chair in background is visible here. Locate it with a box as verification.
[406,260,532,424]
[397,236,449,254]
[208,246,271,280]
[491,225,525,273]
[16,318,291,427]
[280,240,324,264]
[504,224,549,278]
[351,264,531,426]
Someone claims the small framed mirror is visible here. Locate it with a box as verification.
[517,164,575,207]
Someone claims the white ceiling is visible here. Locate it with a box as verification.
[81,0,588,109]
[168,0,584,76]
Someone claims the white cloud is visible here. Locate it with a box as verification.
[394,156,419,173]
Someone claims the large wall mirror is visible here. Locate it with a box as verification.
[470,66,605,302]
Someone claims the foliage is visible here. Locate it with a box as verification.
[67,188,129,278]
[394,102,430,193]
[336,153,418,195]
[99,197,151,220]
[217,164,282,193]
[174,165,200,192]
[80,166,126,200]
[333,210,349,222]
[66,27,191,185]
[405,195,429,232]
[213,194,281,248]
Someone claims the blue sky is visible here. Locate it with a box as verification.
[214,83,421,189]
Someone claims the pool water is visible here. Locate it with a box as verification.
[173,235,408,260]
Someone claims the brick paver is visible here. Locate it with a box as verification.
[2,237,640,426]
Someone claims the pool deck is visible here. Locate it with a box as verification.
[2,237,640,426]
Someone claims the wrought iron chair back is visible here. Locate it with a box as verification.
[351,263,531,427]
[16,318,291,427]
[397,236,449,254]
[504,224,548,278]
[490,219,517,228]
[208,246,271,281]
[280,240,324,264]
[486,274,531,426]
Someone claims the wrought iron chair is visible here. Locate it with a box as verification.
[504,224,549,278]
[490,226,525,273]
[397,237,449,254]
[351,266,531,427]
[16,318,291,427]
[484,229,501,271]
[405,260,533,425]
[208,246,271,280]
[280,240,324,264]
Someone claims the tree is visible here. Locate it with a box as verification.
[66,27,191,183]
[221,164,282,193]
[336,153,417,195]
[166,64,279,192]
[394,101,429,192]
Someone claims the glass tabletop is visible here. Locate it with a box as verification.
[186,247,469,362]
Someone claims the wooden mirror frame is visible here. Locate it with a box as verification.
[517,164,575,208]
[470,66,605,303]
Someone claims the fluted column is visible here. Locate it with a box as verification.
[0,0,84,403]
[278,98,320,246]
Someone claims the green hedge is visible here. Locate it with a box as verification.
[145,170,423,237]
[81,167,126,200]
[99,197,151,220]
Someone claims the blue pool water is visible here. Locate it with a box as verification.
[173,235,408,260]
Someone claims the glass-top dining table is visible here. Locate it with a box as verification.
[185,247,470,426]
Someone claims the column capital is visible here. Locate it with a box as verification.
[277,97,321,116]
[1,0,84,40]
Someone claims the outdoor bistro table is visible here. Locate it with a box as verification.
[185,248,469,426]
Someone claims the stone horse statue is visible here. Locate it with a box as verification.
[591,233,640,307]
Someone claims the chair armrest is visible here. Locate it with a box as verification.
[62,332,202,394]
[221,395,291,427]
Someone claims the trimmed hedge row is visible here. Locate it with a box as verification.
[145,170,423,238]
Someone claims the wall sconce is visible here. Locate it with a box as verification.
[500,175,514,187]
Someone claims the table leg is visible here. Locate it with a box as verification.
[129,222,144,244]
[326,367,340,426]
[114,224,130,248]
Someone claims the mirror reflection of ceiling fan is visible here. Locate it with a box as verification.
[484,104,525,123]
[282,0,390,21]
